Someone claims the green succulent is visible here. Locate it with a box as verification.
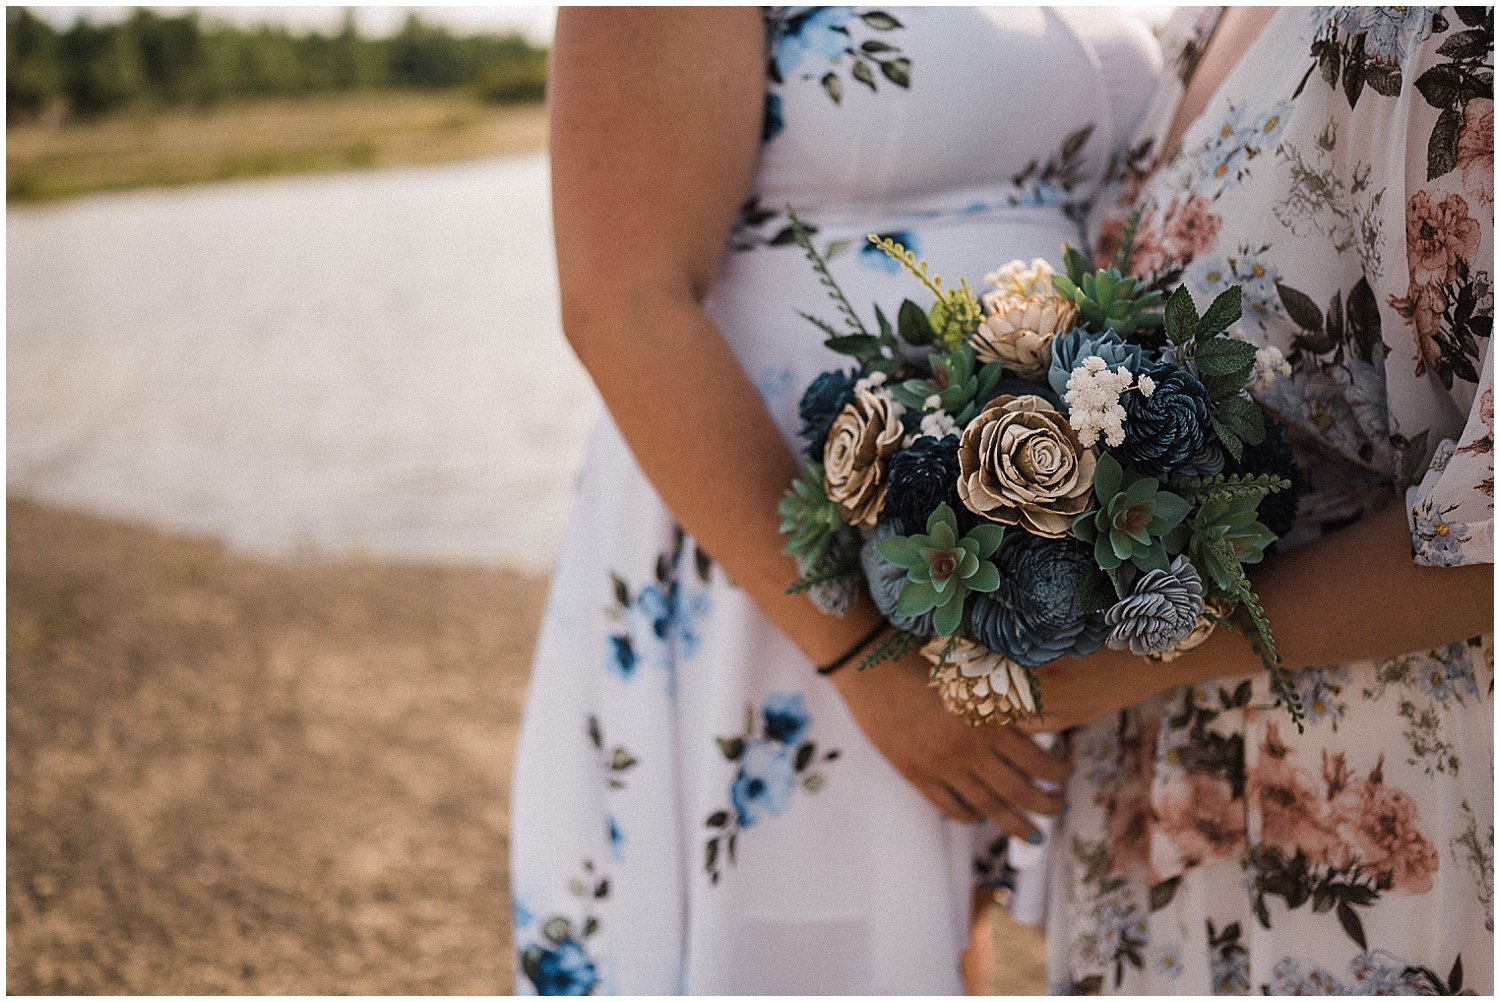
[1072,453,1191,574]
[889,345,1004,425]
[1188,495,1278,594]
[876,503,1005,636]
[1050,245,1164,337]
[778,460,842,565]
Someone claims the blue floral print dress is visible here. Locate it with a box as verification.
[510,7,1161,995]
[1049,7,1494,995]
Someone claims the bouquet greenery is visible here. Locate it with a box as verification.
[779,214,1307,728]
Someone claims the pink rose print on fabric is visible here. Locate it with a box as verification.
[1456,98,1494,206]
[1405,190,1480,287]
[1388,280,1448,374]
[1331,756,1440,895]
[1150,771,1246,881]
[1158,195,1223,263]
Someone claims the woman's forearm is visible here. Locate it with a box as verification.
[564,285,886,667]
[1159,502,1493,689]
[549,8,887,668]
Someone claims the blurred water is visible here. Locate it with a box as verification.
[7,153,599,573]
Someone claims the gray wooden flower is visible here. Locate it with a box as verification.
[1104,555,1207,656]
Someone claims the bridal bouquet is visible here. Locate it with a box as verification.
[779,217,1307,727]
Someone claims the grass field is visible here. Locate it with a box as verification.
[6,92,547,203]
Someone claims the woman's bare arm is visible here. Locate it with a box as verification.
[1024,504,1494,730]
[549,9,1068,835]
[550,8,887,665]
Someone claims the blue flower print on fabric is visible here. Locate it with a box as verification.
[730,741,797,827]
[1266,949,1458,995]
[703,691,839,884]
[605,528,714,687]
[762,92,784,143]
[761,691,810,745]
[516,860,609,996]
[760,7,910,144]
[607,816,624,863]
[772,7,857,80]
[1329,7,1435,66]
[588,714,637,862]
[531,939,598,996]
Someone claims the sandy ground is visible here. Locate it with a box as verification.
[6,497,1044,994]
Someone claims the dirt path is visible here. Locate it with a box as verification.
[7,498,544,992]
[6,497,1044,993]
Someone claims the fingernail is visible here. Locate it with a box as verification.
[1026,831,1045,845]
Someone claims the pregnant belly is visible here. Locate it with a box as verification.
[704,204,1085,451]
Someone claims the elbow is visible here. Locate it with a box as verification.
[557,268,705,359]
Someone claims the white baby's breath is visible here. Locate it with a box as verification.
[1249,344,1292,391]
[919,410,959,440]
[1064,355,1139,449]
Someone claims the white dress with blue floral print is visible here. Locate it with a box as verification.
[510,8,1161,994]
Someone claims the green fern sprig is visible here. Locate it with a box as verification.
[1112,205,1146,274]
[857,628,924,671]
[1170,472,1292,505]
[926,632,960,679]
[789,210,870,338]
[1218,559,1305,731]
[797,311,841,341]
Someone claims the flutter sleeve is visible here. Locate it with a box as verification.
[1366,7,1494,567]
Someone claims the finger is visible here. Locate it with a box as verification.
[975,753,1065,817]
[953,773,1040,842]
[929,783,982,824]
[989,727,1071,786]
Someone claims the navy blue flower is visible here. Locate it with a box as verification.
[1048,327,1146,399]
[730,740,797,828]
[970,535,1108,668]
[884,434,962,535]
[1225,415,1300,540]
[1116,361,1212,478]
[860,230,918,274]
[761,691,810,745]
[861,523,937,636]
[606,635,636,680]
[527,938,599,996]
[797,368,858,458]
[772,7,855,78]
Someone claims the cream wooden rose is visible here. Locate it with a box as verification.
[822,386,904,530]
[957,394,1097,537]
[974,293,1078,380]
[923,636,1036,727]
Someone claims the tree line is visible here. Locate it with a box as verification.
[6,7,549,123]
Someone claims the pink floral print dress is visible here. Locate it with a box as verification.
[1048,7,1494,995]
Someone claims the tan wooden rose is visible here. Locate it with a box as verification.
[923,636,1036,727]
[974,292,1078,379]
[822,386,904,529]
[957,394,1097,537]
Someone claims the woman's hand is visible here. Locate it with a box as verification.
[829,649,1069,840]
